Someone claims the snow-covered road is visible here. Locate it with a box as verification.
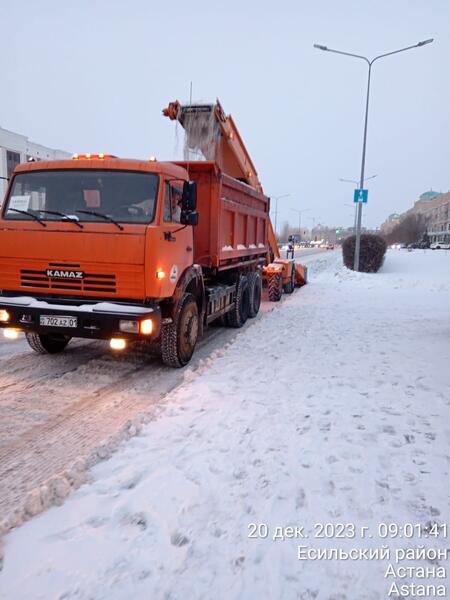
[1,249,449,599]
[0,249,326,535]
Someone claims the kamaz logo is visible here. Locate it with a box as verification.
[46,269,84,279]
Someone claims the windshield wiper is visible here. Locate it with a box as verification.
[75,210,124,231]
[6,208,47,227]
[37,210,84,229]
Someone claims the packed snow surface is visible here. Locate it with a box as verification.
[1,249,449,599]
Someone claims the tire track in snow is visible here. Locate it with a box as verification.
[0,340,106,394]
[0,322,251,534]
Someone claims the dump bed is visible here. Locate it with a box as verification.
[175,161,269,271]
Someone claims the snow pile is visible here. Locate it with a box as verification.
[1,250,449,599]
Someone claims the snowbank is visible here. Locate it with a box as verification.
[1,250,449,599]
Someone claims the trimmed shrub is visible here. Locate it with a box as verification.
[342,234,387,273]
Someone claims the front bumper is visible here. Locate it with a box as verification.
[0,296,161,340]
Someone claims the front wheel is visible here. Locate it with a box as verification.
[268,272,283,302]
[26,332,71,354]
[161,293,199,368]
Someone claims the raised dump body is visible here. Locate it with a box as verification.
[174,161,269,270]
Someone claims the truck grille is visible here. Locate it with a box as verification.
[20,269,117,293]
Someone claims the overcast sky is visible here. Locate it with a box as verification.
[1,0,448,231]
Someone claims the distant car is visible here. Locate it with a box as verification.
[326,243,334,250]
[430,242,450,250]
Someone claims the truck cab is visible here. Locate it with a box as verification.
[0,155,202,364]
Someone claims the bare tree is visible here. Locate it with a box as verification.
[385,213,428,245]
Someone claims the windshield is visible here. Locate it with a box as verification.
[3,170,159,224]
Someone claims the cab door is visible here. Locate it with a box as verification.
[145,180,193,298]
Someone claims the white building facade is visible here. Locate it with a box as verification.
[0,126,70,201]
[425,194,450,244]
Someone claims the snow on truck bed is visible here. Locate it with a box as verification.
[1,250,450,600]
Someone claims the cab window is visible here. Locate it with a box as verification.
[163,183,172,222]
[163,182,182,224]
[3,170,159,224]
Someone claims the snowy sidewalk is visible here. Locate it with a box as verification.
[1,250,449,600]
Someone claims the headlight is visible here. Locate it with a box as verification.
[0,310,10,322]
[140,319,153,335]
[3,328,19,339]
[119,320,139,333]
[110,338,126,350]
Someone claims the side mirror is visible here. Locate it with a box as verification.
[182,180,197,211]
[180,211,199,226]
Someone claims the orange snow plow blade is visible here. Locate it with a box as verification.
[294,263,307,286]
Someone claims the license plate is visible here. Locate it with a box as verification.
[40,315,78,328]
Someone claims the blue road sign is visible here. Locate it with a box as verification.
[354,189,368,203]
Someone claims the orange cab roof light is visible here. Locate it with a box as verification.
[72,153,117,160]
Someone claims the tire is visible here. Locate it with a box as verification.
[247,271,262,318]
[26,332,71,354]
[283,267,295,294]
[268,272,282,302]
[226,275,250,328]
[161,293,199,368]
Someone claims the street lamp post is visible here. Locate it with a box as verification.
[291,208,310,241]
[344,203,357,233]
[271,194,290,236]
[308,216,320,241]
[315,39,433,271]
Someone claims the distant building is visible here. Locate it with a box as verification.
[380,213,401,235]
[379,189,449,236]
[407,190,445,216]
[418,190,441,201]
[424,191,450,244]
[0,126,70,201]
[311,225,337,244]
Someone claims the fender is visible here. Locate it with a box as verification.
[165,265,206,336]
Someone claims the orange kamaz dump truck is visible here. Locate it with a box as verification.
[0,101,305,367]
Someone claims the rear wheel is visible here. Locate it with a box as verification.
[247,271,262,318]
[26,332,71,354]
[283,267,295,294]
[226,275,250,328]
[161,293,199,368]
[268,272,283,302]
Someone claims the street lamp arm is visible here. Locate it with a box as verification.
[340,174,377,185]
[315,39,433,67]
[290,208,310,214]
[370,40,432,65]
[314,44,370,64]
